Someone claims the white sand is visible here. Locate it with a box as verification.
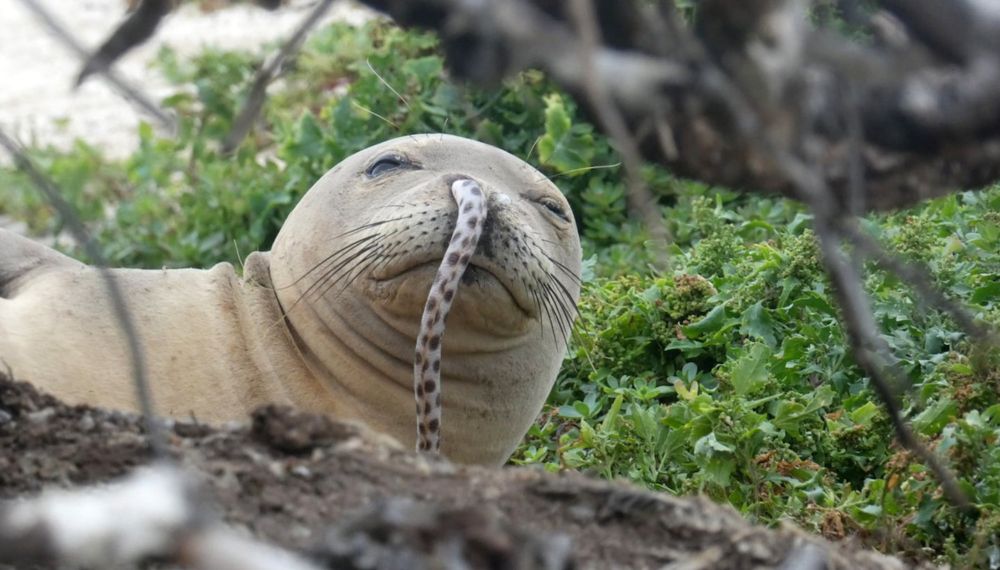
[0,0,374,159]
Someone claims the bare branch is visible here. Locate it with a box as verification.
[812,215,972,511]
[842,222,996,343]
[357,0,1000,211]
[76,0,173,86]
[222,0,338,154]
[567,0,671,268]
[78,0,290,86]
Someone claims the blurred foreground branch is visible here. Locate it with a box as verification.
[357,0,1000,212]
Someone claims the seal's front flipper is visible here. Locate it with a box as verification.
[0,228,84,299]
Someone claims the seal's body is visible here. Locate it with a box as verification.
[0,135,581,466]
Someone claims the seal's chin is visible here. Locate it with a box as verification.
[367,259,536,334]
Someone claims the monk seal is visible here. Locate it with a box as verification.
[0,134,582,465]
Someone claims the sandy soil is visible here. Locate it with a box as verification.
[0,0,373,160]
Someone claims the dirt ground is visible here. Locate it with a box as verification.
[0,375,933,569]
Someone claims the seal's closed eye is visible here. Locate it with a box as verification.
[366,153,410,178]
[537,197,570,223]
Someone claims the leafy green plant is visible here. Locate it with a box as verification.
[514,183,1000,567]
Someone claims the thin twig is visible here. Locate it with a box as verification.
[812,215,972,511]
[18,0,176,131]
[842,222,996,342]
[221,0,337,153]
[709,66,973,508]
[76,0,173,86]
[367,58,410,109]
[567,0,671,270]
[770,137,972,509]
[0,129,168,459]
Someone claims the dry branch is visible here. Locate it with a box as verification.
[222,0,337,153]
[357,0,1000,212]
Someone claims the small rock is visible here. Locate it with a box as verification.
[77,413,95,432]
[27,407,56,423]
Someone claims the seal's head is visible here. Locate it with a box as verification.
[270,134,582,465]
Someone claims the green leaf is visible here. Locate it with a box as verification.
[601,393,624,433]
[401,56,443,83]
[848,401,880,426]
[971,282,1000,304]
[740,302,777,347]
[694,433,735,487]
[729,343,771,396]
[912,398,958,436]
[703,456,736,487]
[694,432,734,454]
[682,305,727,337]
[537,93,595,173]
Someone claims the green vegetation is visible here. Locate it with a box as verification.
[2,21,998,568]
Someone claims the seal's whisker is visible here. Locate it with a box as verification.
[526,285,546,340]
[336,215,412,238]
[271,238,387,330]
[291,239,386,310]
[278,240,381,317]
[538,283,562,344]
[275,232,381,290]
[308,241,388,304]
[547,272,581,319]
[545,278,576,330]
[540,280,572,347]
[366,237,415,277]
[542,271,578,339]
[532,162,622,183]
[340,244,395,292]
[540,250,583,285]
[547,285,572,347]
